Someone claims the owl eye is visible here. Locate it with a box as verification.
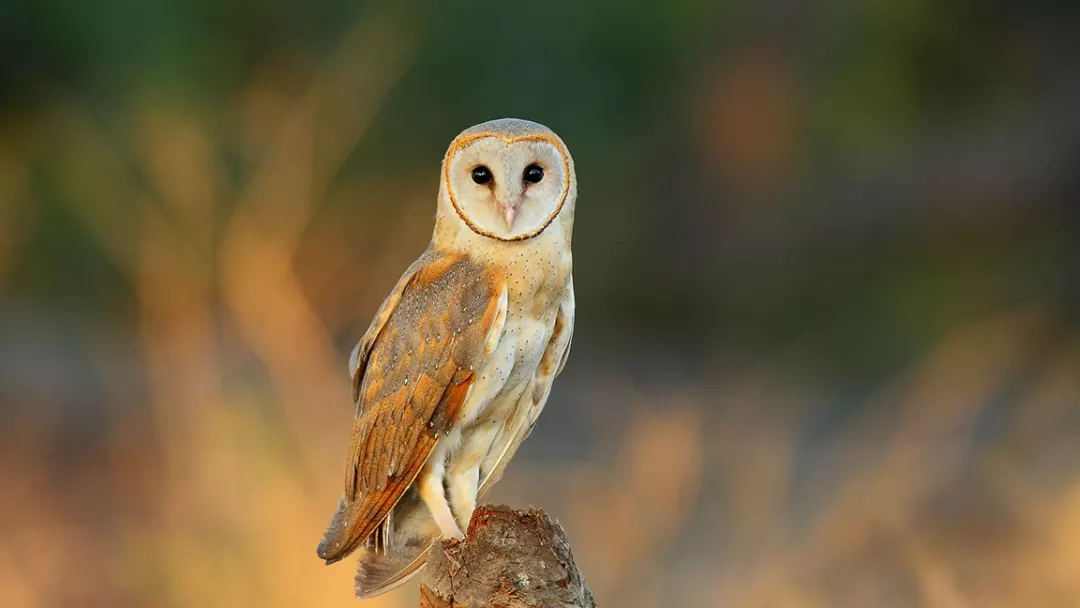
[523,164,544,184]
[471,166,492,185]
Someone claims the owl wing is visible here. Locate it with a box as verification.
[552,278,575,377]
[317,251,508,565]
[351,277,575,598]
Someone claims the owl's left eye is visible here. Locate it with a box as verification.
[523,164,544,184]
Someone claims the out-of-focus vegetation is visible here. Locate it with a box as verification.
[1,1,1079,606]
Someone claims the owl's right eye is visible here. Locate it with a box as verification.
[471,166,492,185]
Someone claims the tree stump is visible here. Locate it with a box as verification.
[419,505,596,608]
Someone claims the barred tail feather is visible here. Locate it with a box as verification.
[355,542,433,599]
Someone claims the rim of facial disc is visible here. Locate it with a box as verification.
[444,132,571,243]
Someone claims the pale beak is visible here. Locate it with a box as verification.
[500,204,517,231]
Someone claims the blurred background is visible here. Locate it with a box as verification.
[2,0,1079,606]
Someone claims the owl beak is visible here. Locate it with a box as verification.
[500,204,517,231]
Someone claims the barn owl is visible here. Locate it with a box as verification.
[317,118,576,598]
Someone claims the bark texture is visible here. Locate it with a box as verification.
[419,505,595,608]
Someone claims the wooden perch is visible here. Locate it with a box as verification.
[419,505,596,608]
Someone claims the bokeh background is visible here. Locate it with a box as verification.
[2,0,1080,606]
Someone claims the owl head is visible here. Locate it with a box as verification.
[435,118,576,245]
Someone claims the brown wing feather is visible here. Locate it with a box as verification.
[318,252,505,564]
[352,276,573,597]
[347,251,433,405]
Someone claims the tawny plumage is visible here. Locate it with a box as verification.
[317,118,576,598]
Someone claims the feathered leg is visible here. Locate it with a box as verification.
[417,440,464,540]
[447,420,500,531]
